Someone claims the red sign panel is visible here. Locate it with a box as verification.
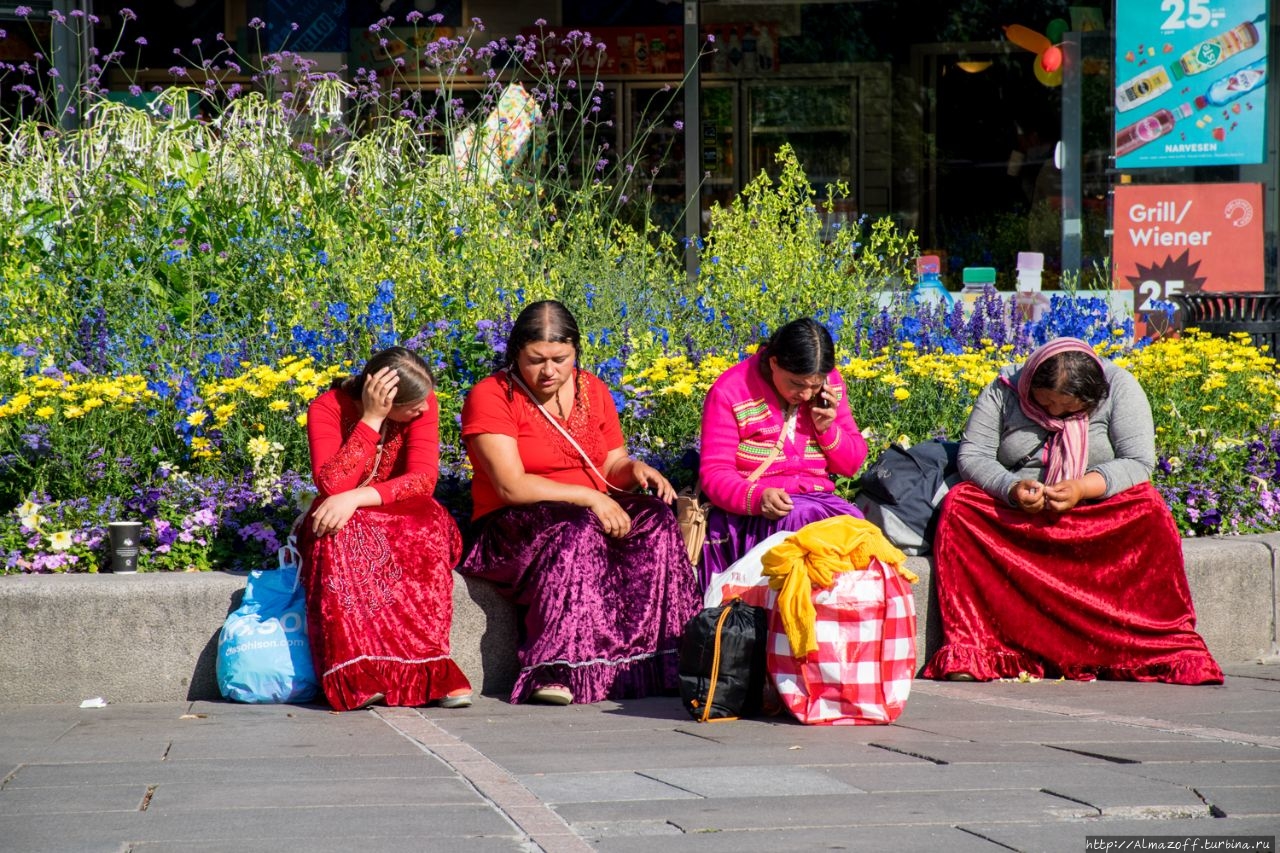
[1113,182,1264,334]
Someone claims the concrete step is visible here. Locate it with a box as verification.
[1,534,1276,704]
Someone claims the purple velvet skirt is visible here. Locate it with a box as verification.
[699,491,864,591]
[458,493,700,704]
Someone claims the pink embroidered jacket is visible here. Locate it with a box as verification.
[699,351,867,516]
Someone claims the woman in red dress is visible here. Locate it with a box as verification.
[299,346,473,711]
[922,337,1221,685]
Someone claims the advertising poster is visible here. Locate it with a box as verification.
[1114,0,1268,168]
[1113,183,1264,335]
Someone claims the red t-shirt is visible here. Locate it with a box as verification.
[461,370,625,520]
[307,388,440,505]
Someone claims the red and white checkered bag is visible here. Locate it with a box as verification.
[766,556,916,725]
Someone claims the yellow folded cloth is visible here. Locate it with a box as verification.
[760,516,916,659]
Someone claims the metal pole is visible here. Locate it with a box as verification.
[683,0,701,282]
[1060,32,1082,278]
[52,0,82,131]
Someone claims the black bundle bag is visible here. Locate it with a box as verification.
[678,598,769,722]
[854,439,960,555]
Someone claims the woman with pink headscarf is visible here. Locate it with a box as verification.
[922,338,1221,685]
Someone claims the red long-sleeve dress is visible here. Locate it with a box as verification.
[298,388,470,711]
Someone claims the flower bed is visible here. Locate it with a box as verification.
[1,12,1278,572]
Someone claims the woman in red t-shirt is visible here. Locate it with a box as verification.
[459,301,700,705]
[299,346,473,711]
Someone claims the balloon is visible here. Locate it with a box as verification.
[1040,45,1064,73]
[1004,24,1051,55]
[1033,58,1063,87]
[1045,17,1069,44]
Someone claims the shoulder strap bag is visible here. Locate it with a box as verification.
[679,405,795,567]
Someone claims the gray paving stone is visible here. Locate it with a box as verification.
[822,762,1151,793]
[861,739,1099,765]
[1041,740,1277,763]
[1195,785,1280,817]
[552,788,1094,831]
[640,765,864,798]
[5,803,517,849]
[1132,761,1280,788]
[963,815,1280,853]
[586,824,1004,852]
[5,754,457,788]
[894,719,1223,743]
[133,838,528,853]
[517,771,699,804]
[0,782,148,815]
[145,776,481,811]
[1038,781,1211,818]
[1179,710,1280,737]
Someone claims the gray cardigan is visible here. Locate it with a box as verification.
[957,359,1156,506]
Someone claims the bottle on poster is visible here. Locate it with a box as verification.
[1170,18,1261,80]
[1194,58,1267,110]
[1115,66,1172,113]
[1115,103,1192,156]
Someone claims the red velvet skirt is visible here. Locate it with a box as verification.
[921,481,1222,685]
[299,496,471,711]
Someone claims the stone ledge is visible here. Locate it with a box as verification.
[1,534,1275,705]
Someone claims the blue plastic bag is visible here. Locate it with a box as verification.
[216,537,318,703]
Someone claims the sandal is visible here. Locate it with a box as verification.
[356,692,386,709]
[529,684,573,706]
[438,689,473,709]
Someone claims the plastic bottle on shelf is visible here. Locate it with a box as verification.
[711,28,728,73]
[742,25,758,75]
[1115,103,1192,156]
[910,255,954,308]
[650,34,666,74]
[617,33,634,74]
[634,32,649,74]
[756,25,773,72]
[1014,252,1048,322]
[1195,58,1267,109]
[666,28,680,70]
[727,27,743,75]
[959,266,996,315]
[1170,17,1261,80]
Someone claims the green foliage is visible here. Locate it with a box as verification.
[696,145,916,350]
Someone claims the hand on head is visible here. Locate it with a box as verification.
[361,366,399,421]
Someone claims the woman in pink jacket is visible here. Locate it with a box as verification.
[697,318,869,590]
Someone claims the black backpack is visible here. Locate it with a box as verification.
[854,439,960,555]
[678,598,769,722]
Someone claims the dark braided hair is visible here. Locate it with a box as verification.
[501,300,582,402]
[758,317,835,380]
[333,346,435,407]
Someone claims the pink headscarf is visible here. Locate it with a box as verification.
[1008,337,1104,485]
